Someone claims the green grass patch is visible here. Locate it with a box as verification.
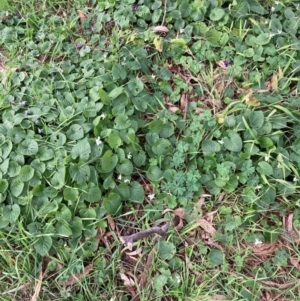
[1,0,300,300]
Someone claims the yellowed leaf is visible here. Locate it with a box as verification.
[30,270,43,301]
[153,36,163,52]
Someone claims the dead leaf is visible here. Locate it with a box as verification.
[30,270,43,301]
[173,207,185,219]
[120,273,137,298]
[286,212,294,232]
[126,247,143,256]
[205,210,218,224]
[167,106,180,113]
[107,214,115,230]
[152,25,169,33]
[180,93,188,119]
[290,257,300,270]
[260,279,300,289]
[120,273,135,286]
[77,10,87,23]
[216,60,228,70]
[60,264,93,287]
[197,218,216,234]
[252,243,277,255]
[140,247,155,288]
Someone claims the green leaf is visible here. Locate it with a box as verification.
[146,166,163,182]
[133,151,146,167]
[66,124,84,140]
[114,115,131,130]
[71,139,91,161]
[17,139,38,156]
[201,140,221,154]
[109,87,124,99]
[10,178,24,197]
[112,63,127,80]
[89,86,100,101]
[82,184,102,203]
[0,179,8,193]
[55,220,73,236]
[69,217,83,237]
[209,8,225,21]
[116,159,133,175]
[36,146,55,161]
[63,187,79,202]
[18,165,35,182]
[103,192,122,215]
[115,183,130,200]
[50,167,66,189]
[1,140,12,159]
[34,236,52,256]
[208,249,225,266]
[257,161,273,176]
[223,133,243,152]
[152,138,172,156]
[3,204,20,223]
[108,133,122,149]
[157,241,176,260]
[128,78,144,96]
[99,150,118,173]
[255,33,270,45]
[129,181,144,203]
[249,111,264,130]
[38,201,58,217]
[50,132,66,146]
[69,162,90,185]
[56,205,72,222]
[0,217,9,229]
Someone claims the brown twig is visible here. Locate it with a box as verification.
[119,222,170,250]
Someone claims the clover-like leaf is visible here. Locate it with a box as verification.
[17,139,38,156]
[116,159,133,175]
[208,249,225,266]
[201,140,221,154]
[223,133,243,152]
[249,111,264,130]
[0,179,9,193]
[128,78,144,96]
[129,181,144,203]
[103,192,122,215]
[209,8,225,21]
[69,162,90,185]
[3,204,20,223]
[18,165,34,182]
[71,139,91,161]
[157,241,176,260]
[34,236,52,256]
[66,124,84,140]
[82,183,102,203]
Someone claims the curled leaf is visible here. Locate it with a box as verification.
[152,25,169,33]
[77,10,87,23]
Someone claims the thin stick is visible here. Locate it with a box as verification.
[2,284,26,295]
[119,222,170,250]
[161,0,168,26]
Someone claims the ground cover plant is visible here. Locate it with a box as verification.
[1,0,300,300]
